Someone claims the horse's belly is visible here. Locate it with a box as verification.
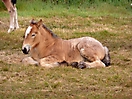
[64,48,83,63]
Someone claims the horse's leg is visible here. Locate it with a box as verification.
[39,59,59,68]
[8,10,15,33]
[71,60,105,69]
[39,56,60,68]
[76,45,106,68]
[78,60,105,69]
[21,57,38,66]
[14,6,19,29]
[2,0,14,12]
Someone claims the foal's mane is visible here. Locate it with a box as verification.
[31,21,58,38]
[42,24,58,38]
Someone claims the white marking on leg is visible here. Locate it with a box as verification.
[14,7,19,29]
[8,11,15,33]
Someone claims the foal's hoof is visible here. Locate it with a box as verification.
[58,61,68,66]
[78,65,86,69]
[78,62,86,69]
[70,62,78,68]
[105,62,111,67]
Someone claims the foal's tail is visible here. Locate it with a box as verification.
[102,46,110,66]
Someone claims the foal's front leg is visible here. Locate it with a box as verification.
[39,56,62,68]
[21,57,38,66]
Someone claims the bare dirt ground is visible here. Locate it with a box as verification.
[0,50,26,64]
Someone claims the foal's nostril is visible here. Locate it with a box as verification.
[22,47,29,54]
[22,45,30,54]
[9,10,11,13]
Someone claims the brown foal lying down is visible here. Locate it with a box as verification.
[22,19,110,69]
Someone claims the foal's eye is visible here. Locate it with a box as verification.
[31,33,36,38]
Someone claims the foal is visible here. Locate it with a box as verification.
[22,19,110,69]
[2,0,19,33]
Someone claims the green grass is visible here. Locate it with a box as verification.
[0,64,131,99]
[0,0,132,18]
[17,2,132,18]
[0,1,132,99]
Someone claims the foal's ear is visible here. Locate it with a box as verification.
[30,19,35,24]
[37,19,43,28]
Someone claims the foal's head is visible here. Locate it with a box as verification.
[22,19,43,54]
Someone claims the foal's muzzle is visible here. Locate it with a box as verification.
[22,45,30,54]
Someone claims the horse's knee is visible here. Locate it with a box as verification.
[39,59,59,68]
[79,48,97,62]
[40,63,59,68]
[21,57,38,66]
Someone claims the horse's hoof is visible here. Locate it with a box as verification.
[78,64,86,69]
[8,28,14,33]
[105,62,111,67]
[70,62,78,68]
[58,61,68,66]
[78,62,86,69]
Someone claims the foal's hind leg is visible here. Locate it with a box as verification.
[78,60,105,69]
[77,47,106,68]
[71,60,105,69]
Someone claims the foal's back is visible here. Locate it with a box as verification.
[60,37,105,63]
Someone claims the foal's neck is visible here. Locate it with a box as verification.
[35,27,58,58]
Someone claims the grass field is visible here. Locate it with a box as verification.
[0,1,132,99]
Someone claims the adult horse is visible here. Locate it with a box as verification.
[22,19,110,69]
[2,0,19,33]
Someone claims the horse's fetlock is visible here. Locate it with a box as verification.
[78,61,86,69]
[58,61,68,66]
[70,62,78,68]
